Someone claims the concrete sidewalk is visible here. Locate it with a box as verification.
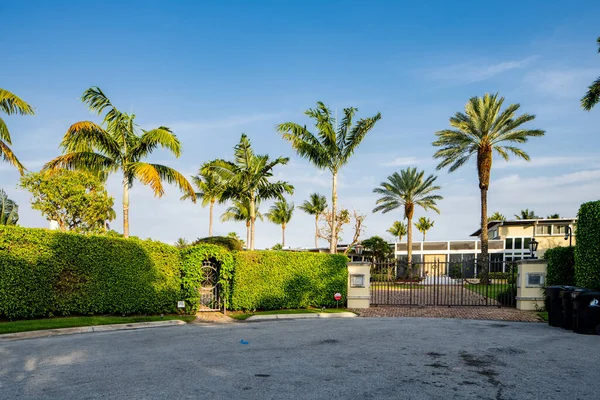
[246,312,357,321]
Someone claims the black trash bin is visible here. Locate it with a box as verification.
[546,286,569,327]
[560,287,590,330]
[572,291,600,335]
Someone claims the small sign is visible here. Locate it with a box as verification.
[351,274,365,288]
[177,301,185,308]
[334,293,342,301]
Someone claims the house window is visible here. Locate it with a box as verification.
[554,225,567,235]
[514,238,523,249]
[505,238,513,249]
[536,225,551,235]
[524,237,531,250]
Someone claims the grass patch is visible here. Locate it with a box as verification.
[537,312,548,322]
[229,308,353,321]
[0,315,196,335]
[465,283,509,300]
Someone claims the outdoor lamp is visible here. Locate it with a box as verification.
[528,238,539,259]
[355,244,363,255]
[564,226,572,247]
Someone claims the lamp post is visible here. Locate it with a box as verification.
[528,237,539,259]
[564,226,572,247]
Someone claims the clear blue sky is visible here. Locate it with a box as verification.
[2,1,599,247]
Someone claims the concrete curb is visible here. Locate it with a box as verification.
[0,320,187,342]
[246,312,357,321]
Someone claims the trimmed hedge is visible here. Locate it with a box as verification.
[575,201,600,290]
[0,226,182,319]
[230,251,348,310]
[544,246,575,286]
[192,236,243,251]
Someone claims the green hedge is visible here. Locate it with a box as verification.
[230,251,348,311]
[0,226,182,319]
[544,246,575,286]
[192,236,243,251]
[575,201,600,290]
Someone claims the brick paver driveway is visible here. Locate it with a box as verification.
[352,306,543,322]
[371,284,500,306]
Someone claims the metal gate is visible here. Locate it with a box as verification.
[370,260,517,307]
[199,259,221,311]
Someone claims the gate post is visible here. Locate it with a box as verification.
[347,262,370,309]
[515,259,547,310]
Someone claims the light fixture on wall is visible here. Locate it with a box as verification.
[528,238,539,259]
[564,226,572,247]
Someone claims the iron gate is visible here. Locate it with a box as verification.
[199,259,221,311]
[370,260,517,307]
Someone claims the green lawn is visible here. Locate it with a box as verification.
[465,283,509,300]
[537,312,548,322]
[229,308,354,321]
[0,315,196,335]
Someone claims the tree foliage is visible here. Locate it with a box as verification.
[299,192,328,248]
[581,37,600,111]
[0,88,34,175]
[0,189,18,226]
[489,212,505,221]
[415,217,434,241]
[20,170,115,234]
[265,198,294,248]
[387,221,407,242]
[184,161,226,237]
[514,209,538,220]
[361,236,393,263]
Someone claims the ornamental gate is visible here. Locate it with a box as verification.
[370,260,517,307]
[199,259,222,311]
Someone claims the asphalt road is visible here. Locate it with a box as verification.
[1,318,598,399]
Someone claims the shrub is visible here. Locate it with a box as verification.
[449,264,463,279]
[192,236,243,252]
[496,287,517,306]
[574,200,600,290]
[0,225,182,319]
[230,251,348,310]
[544,246,575,286]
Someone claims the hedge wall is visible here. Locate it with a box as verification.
[575,200,600,290]
[544,246,575,286]
[0,226,182,319]
[230,251,348,310]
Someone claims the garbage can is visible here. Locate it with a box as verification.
[546,286,569,327]
[560,287,590,330]
[572,291,600,335]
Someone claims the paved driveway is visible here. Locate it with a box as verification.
[1,318,597,399]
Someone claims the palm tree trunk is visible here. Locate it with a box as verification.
[330,172,338,254]
[123,178,130,238]
[282,223,285,248]
[209,199,215,237]
[423,231,426,241]
[245,220,251,250]
[315,215,319,248]
[249,196,256,250]
[480,187,489,281]
[405,203,414,279]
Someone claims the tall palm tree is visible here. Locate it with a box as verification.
[278,102,381,253]
[0,189,18,225]
[184,162,225,237]
[265,199,294,248]
[433,93,544,274]
[387,221,407,242]
[514,209,538,220]
[373,168,442,272]
[1,88,35,174]
[44,87,195,238]
[415,217,434,241]
[582,37,600,111]
[206,134,293,250]
[298,192,328,248]
[221,198,263,249]
[489,212,506,221]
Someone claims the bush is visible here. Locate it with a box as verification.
[192,236,243,252]
[0,225,182,319]
[496,287,517,306]
[575,200,600,290]
[449,264,463,279]
[544,246,575,286]
[230,251,348,310]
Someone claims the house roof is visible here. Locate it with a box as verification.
[469,218,576,237]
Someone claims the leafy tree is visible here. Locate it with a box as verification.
[204,134,293,250]
[278,102,381,253]
[373,168,442,272]
[299,192,328,248]
[581,37,600,110]
[415,217,434,241]
[44,87,195,238]
[0,88,34,175]
[271,243,283,250]
[265,198,294,248]
[175,238,189,249]
[221,198,262,250]
[0,189,18,225]
[514,209,538,220]
[20,170,115,234]
[361,236,393,263]
[433,93,544,276]
[489,212,506,221]
[547,213,560,219]
[184,161,226,237]
[387,221,407,242]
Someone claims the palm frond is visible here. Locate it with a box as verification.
[0,88,34,116]
[129,162,195,200]
[132,127,182,160]
[0,189,19,225]
[341,112,382,162]
[581,77,600,111]
[0,141,25,174]
[44,152,117,174]
[61,121,121,157]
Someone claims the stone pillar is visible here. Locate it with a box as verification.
[516,259,547,311]
[347,262,370,309]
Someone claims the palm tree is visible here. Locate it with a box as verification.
[373,168,442,273]
[582,37,600,111]
[387,221,407,242]
[415,217,434,241]
[489,212,506,221]
[227,231,245,247]
[44,87,195,238]
[547,213,560,219]
[0,189,18,225]
[184,162,225,237]
[433,93,544,274]
[221,198,263,249]
[265,199,294,248]
[206,134,293,250]
[175,238,189,249]
[299,193,328,248]
[1,88,34,174]
[514,209,538,220]
[278,102,381,253]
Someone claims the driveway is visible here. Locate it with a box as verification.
[1,318,597,399]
